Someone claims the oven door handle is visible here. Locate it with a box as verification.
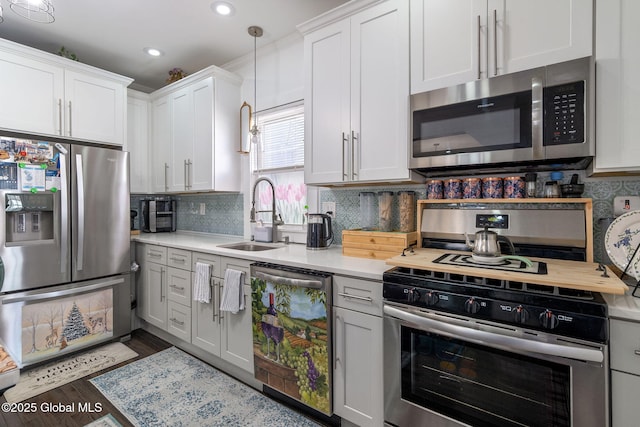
[384,305,604,363]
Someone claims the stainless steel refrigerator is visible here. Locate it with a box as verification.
[0,134,131,367]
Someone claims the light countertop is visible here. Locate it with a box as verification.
[131,232,388,281]
[604,279,640,322]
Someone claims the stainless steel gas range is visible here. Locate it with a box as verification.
[383,205,610,427]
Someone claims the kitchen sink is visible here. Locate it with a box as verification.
[218,242,283,252]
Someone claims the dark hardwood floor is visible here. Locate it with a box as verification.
[0,329,172,427]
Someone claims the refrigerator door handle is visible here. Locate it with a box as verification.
[1,277,124,304]
[253,270,324,289]
[75,153,85,271]
[59,153,68,273]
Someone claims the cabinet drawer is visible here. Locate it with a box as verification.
[192,252,221,278]
[168,248,192,270]
[167,301,191,342]
[167,267,192,306]
[221,257,251,284]
[333,275,383,316]
[144,245,167,264]
[610,319,640,375]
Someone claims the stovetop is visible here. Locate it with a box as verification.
[383,265,608,343]
[433,253,548,274]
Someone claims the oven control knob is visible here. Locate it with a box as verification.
[425,291,439,306]
[514,305,529,324]
[539,310,559,329]
[408,288,421,303]
[465,298,481,314]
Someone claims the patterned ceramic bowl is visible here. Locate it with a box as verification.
[482,177,503,198]
[462,178,482,199]
[503,176,525,198]
[426,180,444,199]
[444,179,462,199]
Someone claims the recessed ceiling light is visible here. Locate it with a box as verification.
[143,47,164,57]
[211,1,235,16]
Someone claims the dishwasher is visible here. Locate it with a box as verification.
[250,262,333,420]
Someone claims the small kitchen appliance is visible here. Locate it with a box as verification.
[306,213,333,250]
[140,196,176,233]
[383,204,609,427]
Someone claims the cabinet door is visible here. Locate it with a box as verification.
[126,93,150,193]
[333,307,384,427]
[144,261,167,330]
[191,254,221,356]
[191,77,214,191]
[169,87,194,191]
[64,70,126,145]
[611,370,640,427]
[220,284,254,373]
[151,96,171,192]
[351,0,410,182]
[167,300,192,342]
[0,51,63,136]
[304,19,351,185]
[494,0,592,76]
[410,0,486,93]
[594,0,640,172]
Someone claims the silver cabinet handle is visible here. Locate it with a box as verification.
[183,159,188,190]
[148,252,162,258]
[165,163,169,191]
[58,99,63,135]
[187,159,192,189]
[493,9,498,76]
[337,292,373,303]
[170,284,185,291]
[351,130,358,179]
[334,314,342,371]
[477,15,481,79]
[160,267,165,302]
[170,257,186,263]
[210,281,217,322]
[68,101,73,136]
[634,350,640,356]
[75,154,85,271]
[342,132,348,180]
[170,318,185,326]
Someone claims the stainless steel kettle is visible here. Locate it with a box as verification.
[306,213,333,250]
[465,227,515,257]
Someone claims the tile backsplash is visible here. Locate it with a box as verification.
[131,171,640,265]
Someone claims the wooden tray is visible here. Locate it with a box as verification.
[342,229,417,260]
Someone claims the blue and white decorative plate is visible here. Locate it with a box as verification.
[605,210,640,280]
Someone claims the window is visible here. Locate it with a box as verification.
[251,103,306,225]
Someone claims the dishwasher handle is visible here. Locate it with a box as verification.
[253,270,324,289]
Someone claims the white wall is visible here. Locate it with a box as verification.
[223,32,319,241]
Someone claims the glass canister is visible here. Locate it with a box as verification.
[378,191,394,232]
[398,191,415,232]
[359,192,376,230]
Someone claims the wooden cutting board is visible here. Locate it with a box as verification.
[386,248,628,295]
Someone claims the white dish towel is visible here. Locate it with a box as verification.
[193,262,211,304]
[220,269,245,314]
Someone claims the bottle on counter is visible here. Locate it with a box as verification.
[359,192,376,230]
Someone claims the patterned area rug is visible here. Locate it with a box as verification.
[3,342,138,403]
[90,346,321,427]
[84,413,123,427]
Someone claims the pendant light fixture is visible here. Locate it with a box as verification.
[9,0,55,23]
[248,25,263,146]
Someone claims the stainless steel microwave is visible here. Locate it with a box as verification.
[410,57,594,176]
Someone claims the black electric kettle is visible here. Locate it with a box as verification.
[306,213,333,250]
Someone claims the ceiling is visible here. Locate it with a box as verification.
[0,0,348,92]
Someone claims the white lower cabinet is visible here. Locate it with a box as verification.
[333,276,384,427]
[191,253,254,373]
[610,318,640,426]
[137,245,168,330]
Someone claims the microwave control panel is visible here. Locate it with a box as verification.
[543,80,585,146]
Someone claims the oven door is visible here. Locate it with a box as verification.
[383,304,608,427]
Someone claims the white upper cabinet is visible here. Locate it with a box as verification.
[150,68,241,193]
[0,38,132,145]
[126,90,150,194]
[410,0,593,93]
[302,0,417,185]
[592,0,640,173]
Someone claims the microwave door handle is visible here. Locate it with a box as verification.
[59,153,68,273]
[531,75,544,160]
[75,154,85,271]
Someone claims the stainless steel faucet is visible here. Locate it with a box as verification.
[250,177,284,243]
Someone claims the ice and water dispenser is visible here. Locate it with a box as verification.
[5,193,54,244]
